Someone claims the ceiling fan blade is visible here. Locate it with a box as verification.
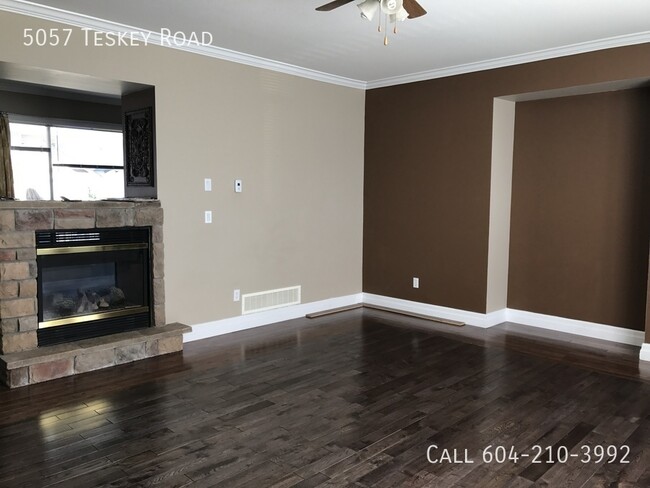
[403,0,427,18]
[316,0,355,12]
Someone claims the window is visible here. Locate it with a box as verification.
[10,122,124,201]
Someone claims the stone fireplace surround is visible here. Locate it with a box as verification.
[0,200,190,388]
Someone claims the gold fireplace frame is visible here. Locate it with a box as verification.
[37,241,151,329]
[39,306,150,329]
[36,243,148,256]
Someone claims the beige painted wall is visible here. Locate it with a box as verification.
[486,98,515,313]
[0,11,365,325]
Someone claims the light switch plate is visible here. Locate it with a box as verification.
[234,179,242,193]
[204,178,212,191]
[204,211,212,223]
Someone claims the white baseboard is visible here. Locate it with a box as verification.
[639,343,650,362]
[184,291,646,357]
[362,293,504,328]
[506,309,645,347]
[183,293,363,343]
[362,293,645,347]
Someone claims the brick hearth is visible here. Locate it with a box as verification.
[0,200,190,388]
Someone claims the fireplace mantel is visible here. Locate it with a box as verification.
[0,199,190,388]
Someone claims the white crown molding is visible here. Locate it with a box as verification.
[3,0,650,91]
[365,30,650,89]
[0,0,367,90]
[183,293,363,343]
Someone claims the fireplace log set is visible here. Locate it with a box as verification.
[48,286,128,317]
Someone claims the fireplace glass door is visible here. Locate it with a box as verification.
[36,228,152,346]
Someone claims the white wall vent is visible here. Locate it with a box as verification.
[242,286,301,315]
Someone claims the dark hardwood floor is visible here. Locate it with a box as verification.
[1,308,650,487]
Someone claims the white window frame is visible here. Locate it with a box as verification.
[8,115,123,201]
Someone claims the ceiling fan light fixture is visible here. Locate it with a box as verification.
[316,0,425,45]
[389,7,409,23]
[380,0,403,15]
[357,0,380,21]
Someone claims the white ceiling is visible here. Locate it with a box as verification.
[3,0,650,88]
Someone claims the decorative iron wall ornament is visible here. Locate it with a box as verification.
[124,107,154,187]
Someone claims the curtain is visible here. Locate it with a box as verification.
[0,113,14,199]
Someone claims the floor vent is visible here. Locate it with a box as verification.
[242,286,301,315]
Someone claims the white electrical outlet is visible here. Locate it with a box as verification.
[413,277,420,288]
[204,178,212,191]
[234,179,242,193]
[204,211,212,224]
[233,289,240,302]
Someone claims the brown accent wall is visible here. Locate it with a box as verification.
[508,90,650,330]
[364,43,650,316]
[646,259,650,341]
[364,81,493,312]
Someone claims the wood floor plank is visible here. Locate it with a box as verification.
[1,309,649,487]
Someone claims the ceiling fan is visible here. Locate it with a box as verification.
[315,0,427,44]
[316,0,426,18]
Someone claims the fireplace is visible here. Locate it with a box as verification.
[0,201,191,389]
[36,227,152,346]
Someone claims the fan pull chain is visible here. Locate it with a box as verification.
[384,13,389,45]
[378,11,382,32]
